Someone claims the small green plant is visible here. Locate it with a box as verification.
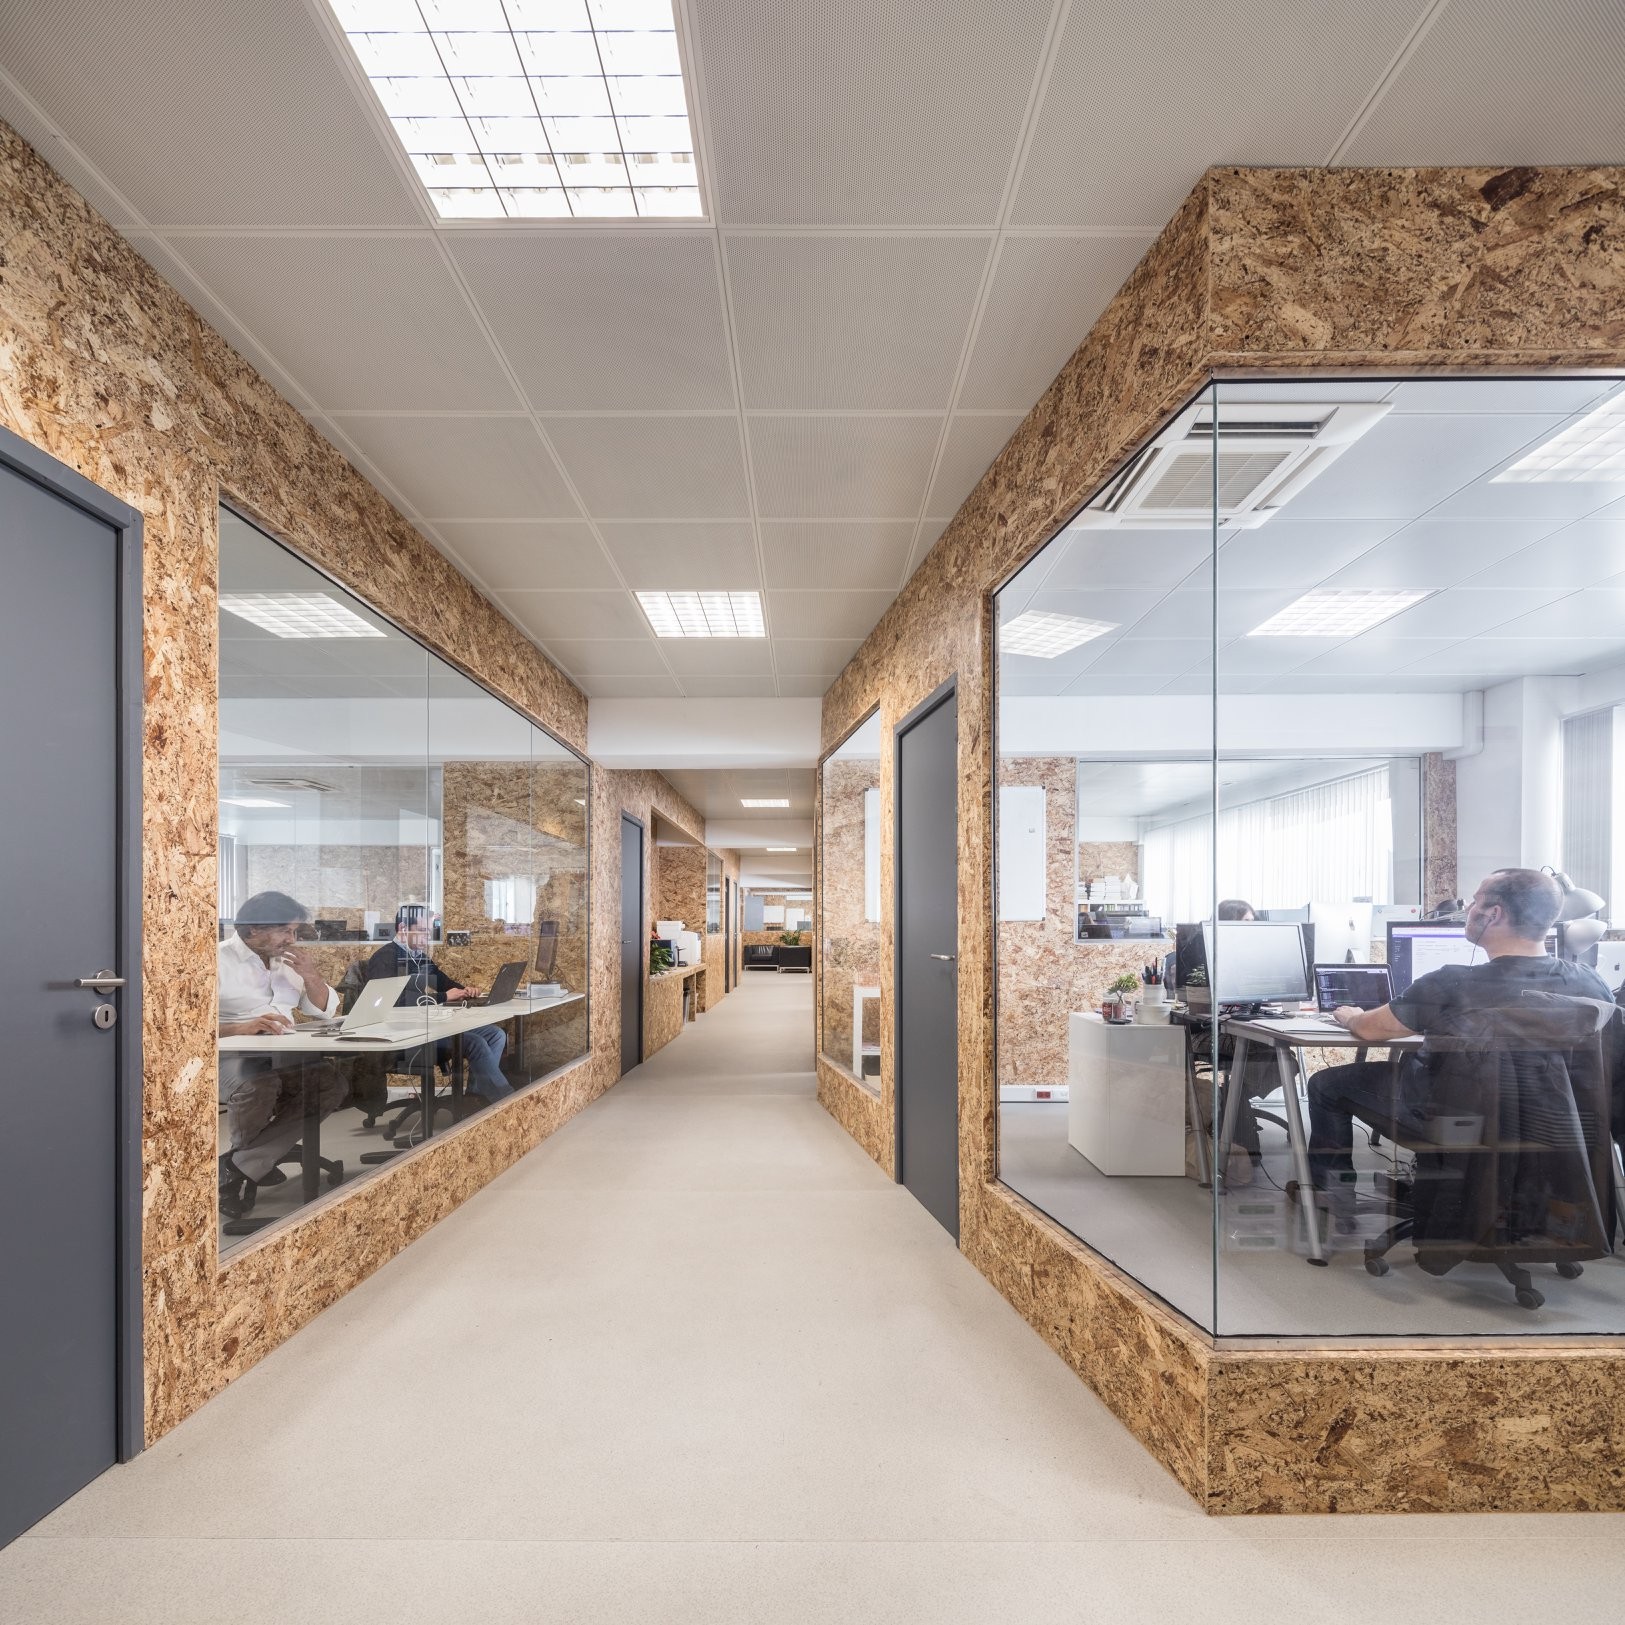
[1108,973,1140,998]
[779,929,803,946]
[649,944,674,974]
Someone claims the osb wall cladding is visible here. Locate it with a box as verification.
[0,121,605,1444]
[654,842,706,928]
[820,759,881,1073]
[819,165,1625,1513]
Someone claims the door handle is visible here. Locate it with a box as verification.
[75,969,126,992]
[929,953,956,962]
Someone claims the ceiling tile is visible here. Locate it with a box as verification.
[1397,635,1625,677]
[596,522,760,589]
[1205,520,1399,589]
[497,590,648,642]
[1375,588,1566,639]
[1320,518,1564,590]
[1212,636,1342,675]
[540,639,670,678]
[577,673,684,699]
[959,236,1151,409]
[542,416,750,518]
[925,413,1025,515]
[726,234,989,408]
[0,0,423,226]
[774,674,837,698]
[1483,589,1625,640]
[1011,0,1424,228]
[658,639,776,675]
[333,416,580,520]
[1084,637,1210,675]
[749,415,941,518]
[170,234,517,410]
[774,638,864,677]
[1286,636,1462,676]
[1342,0,1625,166]
[676,675,777,698]
[768,590,896,640]
[1468,520,1625,590]
[1042,529,1213,592]
[432,522,616,590]
[692,0,1057,225]
[449,232,734,411]
[760,521,915,589]
[1385,378,1618,415]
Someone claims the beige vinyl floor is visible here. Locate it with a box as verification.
[4,972,1625,1623]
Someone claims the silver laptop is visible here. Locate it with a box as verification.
[301,974,412,1036]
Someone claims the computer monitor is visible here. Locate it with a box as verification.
[1385,921,1480,995]
[1201,920,1310,1007]
[1308,901,1373,965]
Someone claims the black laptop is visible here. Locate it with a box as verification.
[458,960,527,1008]
[1313,963,1393,1013]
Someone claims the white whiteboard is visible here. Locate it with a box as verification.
[763,904,785,925]
[998,785,1045,921]
[863,787,881,923]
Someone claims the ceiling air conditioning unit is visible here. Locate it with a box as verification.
[1073,401,1390,530]
[246,776,337,793]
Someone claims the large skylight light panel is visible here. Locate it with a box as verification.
[636,591,765,638]
[1000,610,1117,658]
[741,799,790,809]
[326,0,703,220]
[1247,589,1429,637]
[220,593,387,639]
[1493,391,1625,483]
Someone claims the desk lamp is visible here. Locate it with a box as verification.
[1546,867,1608,956]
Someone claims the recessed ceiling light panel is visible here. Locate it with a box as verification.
[1000,610,1117,658]
[636,590,765,637]
[220,593,387,638]
[220,797,292,809]
[1247,589,1429,638]
[765,846,797,852]
[1493,390,1625,483]
[741,798,789,808]
[326,0,704,220]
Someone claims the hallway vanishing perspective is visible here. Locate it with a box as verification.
[5,974,1625,1623]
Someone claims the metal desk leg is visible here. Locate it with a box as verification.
[1275,1043,1326,1265]
[1216,1035,1249,1183]
[450,1030,466,1113]
[419,1039,436,1143]
[1612,1139,1625,1248]
[1185,1038,1211,1188]
[300,1056,321,1205]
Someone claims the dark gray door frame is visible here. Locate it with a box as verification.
[0,424,144,1463]
[619,812,646,1072]
[892,675,958,1219]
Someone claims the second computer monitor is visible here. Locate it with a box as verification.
[1385,920,1478,995]
[1201,920,1310,1006]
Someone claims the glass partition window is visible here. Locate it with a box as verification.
[996,374,1625,1339]
[217,506,589,1256]
[820,714,883,1088]
[706,851,722,933]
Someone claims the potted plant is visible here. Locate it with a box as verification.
[778,929,803,946]
[649,943,673,975]
[1104,972,1139,1022]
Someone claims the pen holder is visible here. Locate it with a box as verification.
[1139,979,1166,1007]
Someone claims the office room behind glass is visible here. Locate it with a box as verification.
[217,508,589,1254]
[820,713,883,1088]
[995,375,1625,1339]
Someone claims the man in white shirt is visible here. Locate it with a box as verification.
[218,890,345,1220]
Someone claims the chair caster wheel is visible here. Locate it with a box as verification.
[1365,1257,1390,1277]
[1556,1262,1583,1279]
[325,1159,345,1189]
[1516,1288,1545,1310]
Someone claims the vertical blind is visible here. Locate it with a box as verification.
[1562,708,1614,912]
[1141,766,1394,922]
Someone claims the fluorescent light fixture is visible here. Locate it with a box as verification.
[765,846,797,852]
[1247,589,1429,637]
[636,590,765,637]
[1000,610,1117,658]
[1493,390,1625,482]
[220,797,291,809]
[741,798,790,808]
[325,0,703,220]
[219,593,386,638]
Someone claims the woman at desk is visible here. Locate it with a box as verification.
[358,905,512,1106]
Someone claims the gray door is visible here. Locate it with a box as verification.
[1,458,126,1542]
[895,685,959,1239]
[724,877,734,991]
[619,814,644,1075]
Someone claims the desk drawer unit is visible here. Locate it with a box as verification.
[1067,1013,1187,1176]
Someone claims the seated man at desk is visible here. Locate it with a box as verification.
[218,889,346,1218]
[1309,868,1614,1212]
[358,904,512,1106]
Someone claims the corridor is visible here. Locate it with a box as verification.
[3,974,1623,1622]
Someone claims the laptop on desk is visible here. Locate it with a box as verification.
[1314,963,1393,1014]
[455,960,527,1008]
[300,974,412,1037]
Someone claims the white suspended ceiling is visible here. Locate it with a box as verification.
[1,1,1622,702]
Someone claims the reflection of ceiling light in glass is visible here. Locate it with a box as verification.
[219,593,386,638]
[1247,589,1429,637]
[220,797,291,809]
[1493,391,1625,482]
[742,798,789,808]
[766,846,797,852]
[1000,610,1117,657]
[324,0,703,220]
[636,590,764,637]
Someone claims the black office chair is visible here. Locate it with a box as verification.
[1363,992,1617,1309]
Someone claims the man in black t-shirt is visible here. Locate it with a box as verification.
[1307,868,1613,1192]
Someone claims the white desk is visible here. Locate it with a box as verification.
[1068,1012,1187,1176]
[852,983,880,1079]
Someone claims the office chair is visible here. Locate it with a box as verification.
[1362,993,1617,1309]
